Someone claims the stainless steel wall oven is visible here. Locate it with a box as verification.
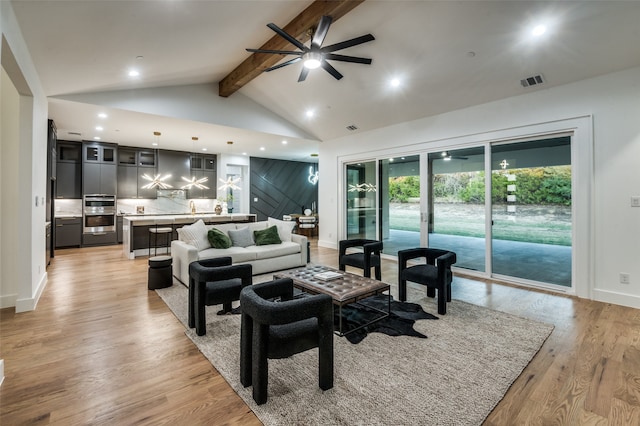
[83,195,116,233]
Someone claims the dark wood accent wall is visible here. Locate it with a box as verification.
[250,157,318,221]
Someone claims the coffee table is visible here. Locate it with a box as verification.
[274,265,390,336]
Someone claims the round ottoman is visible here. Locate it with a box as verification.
[148,255,173,290]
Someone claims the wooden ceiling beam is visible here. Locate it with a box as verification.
[218,0,365,97]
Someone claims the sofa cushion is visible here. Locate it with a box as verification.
[254,225,282,246]
[198,247,257,263]
[210,223,237,235]
[252,241,301,260]
[229,226,254,248]
[267,217,296,242]
[177,219,211,251]
[207,228,232,249]
[246,221,268,233]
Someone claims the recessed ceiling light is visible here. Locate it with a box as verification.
[389,158,394,162]
[532,24,547,36]
[306,110,314,118]
[128,69,140,77]
[390,78,400,87]
[152,142,158,146]
[260,147,265,151]
[98,113,107,119]
[202,148,207,151]
[93,136,101,140]
[282,140,288,144]
[95,126,103,131]
[242,152,247,155]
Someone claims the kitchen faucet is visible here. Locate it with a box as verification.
[190,200,196,215]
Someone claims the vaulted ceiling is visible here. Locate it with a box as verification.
[10,0,640,161]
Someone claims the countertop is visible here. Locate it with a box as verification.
[123,213,256,225]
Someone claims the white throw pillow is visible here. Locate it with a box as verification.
[267,217,296,242]
[177,219,211,251]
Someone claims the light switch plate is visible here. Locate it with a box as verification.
[631,196,640,207]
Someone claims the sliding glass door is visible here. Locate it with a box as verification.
[379,155,420,256]
[490,137,572,286]
[342,135,572,289]
[346,161,377,240]
[427,147,486,272]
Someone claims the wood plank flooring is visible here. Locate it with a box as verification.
[2,242,640,425]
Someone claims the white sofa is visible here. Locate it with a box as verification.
[171,218,307,284]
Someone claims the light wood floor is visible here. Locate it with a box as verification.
[2,242,640,425]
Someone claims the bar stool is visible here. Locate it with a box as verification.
[149,218,174,256]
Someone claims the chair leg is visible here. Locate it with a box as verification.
[253,324,269,405]
[363,268,371,278]
[339,263,346,272]
[437,287,447,315]
[195,283,207,336]
[221,302,233,313]
[318,326,334,391]
[188,279,195,328]
[374,266,381,281]
[427,287,436,298]
[240,314,253,387]
[398,279,407,301]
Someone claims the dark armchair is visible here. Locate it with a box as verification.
[188,257,252,336]
[240,278,334,405]
[398,248,457,315]
[338,239,383,280]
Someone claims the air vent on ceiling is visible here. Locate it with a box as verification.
[346,124,359,131]
[520,74,545,88]
[68,131,82,136]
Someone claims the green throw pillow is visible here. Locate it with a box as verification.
[207,228,232,249]
[253,225,282,246]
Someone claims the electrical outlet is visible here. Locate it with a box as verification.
[620,273,630,284]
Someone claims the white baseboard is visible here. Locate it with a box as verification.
[0,293,18,309]
[318,239,337,250]
[592,288,640,309]
[15,272,48,313]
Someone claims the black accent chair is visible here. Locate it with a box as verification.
[240,278,334,405]
[338,239,383,280]
[398,248,457,315]
[188,257,252,336]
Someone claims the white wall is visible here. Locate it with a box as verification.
[319,66,640,309]
[1,1,49,312]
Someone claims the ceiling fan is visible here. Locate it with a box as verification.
[246,15,374,82]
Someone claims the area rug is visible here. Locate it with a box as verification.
[157,283,553,425]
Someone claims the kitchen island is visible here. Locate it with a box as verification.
[123,213,256,259]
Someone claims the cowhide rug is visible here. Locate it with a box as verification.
[336,294,439,344]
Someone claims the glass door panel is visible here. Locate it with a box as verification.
[428,147,486,272]
[346,161,377,240]
[379,155,420,256]
[490,137,572,287]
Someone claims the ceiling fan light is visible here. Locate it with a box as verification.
[303,52,322,69]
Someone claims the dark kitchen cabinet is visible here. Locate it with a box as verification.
[56,162,82,198]
[157,149,190,190]
[117,165,138,198]
[56,141,82,199]
[188,154,217,199]
[55,217,82,248]
[117,146,157,199]
[83,142,117,195]
[84,162,116,194]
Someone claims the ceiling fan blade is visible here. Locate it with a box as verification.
[321,61,343,80]
[246,48,303,56]
[265,57,302,72]
[324,53,372,64]
[311,16,332,49]
[267,23,306,51]
[322,34,375,53]
[298,67,310,82]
